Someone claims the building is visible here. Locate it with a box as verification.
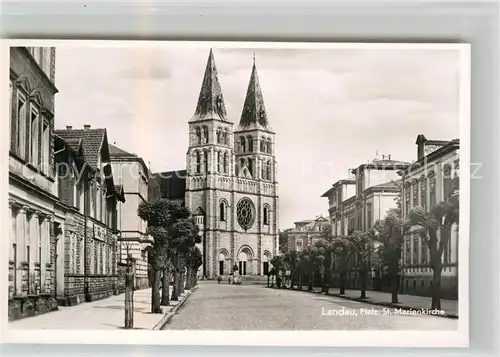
[285,216,331,252]
[109,144,151,290]
[54,126,126,305]
[399,135,459,299]
[152,50,279,279]
[321,156,410,290]
[8,46,61,321]
[321,179,356,236]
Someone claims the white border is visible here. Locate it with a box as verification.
[1,40,470,347]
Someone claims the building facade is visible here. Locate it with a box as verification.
[109,144,151,290]
[399,135,460,299]
[54,127,125,305]
[321,179,356,236]
[8,46,61,321]
[285,216,330,252]
[184,50,279,279]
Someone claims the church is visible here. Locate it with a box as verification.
[151,49,279,279]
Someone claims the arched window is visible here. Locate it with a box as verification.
[260,139,266,153]
[202,126,209,144]
[240,158,245,173]
[266,160,271,181]
[263,206,270,225]
[195,127,201,145]
[247,136,254,152]
[267,139,272,154]
[195,151,201,174]
[224,130,229,145]
[248,158,253,177]
[223,152,228,174]
[203,151,209,173]
[261,160,265,180]
[240,137,246,152]
[217,151,221,173]
[219,201,226,221]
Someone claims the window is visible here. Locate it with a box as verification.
[404,184,411,216]
[412,234,419,265]
[247,136,253,152]
[296,240,303,251]
[240,137,246,152]
[263,206,269,225]
[29,106,39,166]
[224,130,229,145]
[16,93,27,157]
[248,159,253,177]
[421,236,427,264]
[223,152,228,174]
[366,203,372,229]
[40,120,50,174]
[412,181,419,207]
[195,127,201,145]
[219,202,226,221]
[429,179,436,209]
[267,139,272,154]
[443,165,453,200]
[260,140,265,152]
[420,178,427,212]
[405,237,411,265]
[217,151,221,173]
[96,183,102,222]
[203,151,208,173]
[266,161,271,181]
[202,126,209,144]
[195,152,201,174]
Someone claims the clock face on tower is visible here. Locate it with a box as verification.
[237,197,255,230]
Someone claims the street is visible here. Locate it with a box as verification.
[164,281,458,330]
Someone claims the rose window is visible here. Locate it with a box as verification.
[237,198,255,230]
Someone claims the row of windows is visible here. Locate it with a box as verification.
[403,234,452,266]
[218,201,271,225]
[239,136,273,154]
[193,126,231,146]
[10,81,51,175]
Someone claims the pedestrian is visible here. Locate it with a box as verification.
[228,275,232,284]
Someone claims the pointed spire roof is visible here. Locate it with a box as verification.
[237,57,271,132]
[190,49,228,122]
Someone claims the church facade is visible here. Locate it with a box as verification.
[185,49,279,279]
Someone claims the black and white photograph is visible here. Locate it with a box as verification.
[2,41,470,347]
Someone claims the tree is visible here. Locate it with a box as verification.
[406,193,459,310]
[349,231,376,299]
[278,229,292,253]
[331,236,355,295]
[283,250,298,288]
[137,199,198,313]
[185,246,203,289]
[270,255,285,288]
[370,208,405,303]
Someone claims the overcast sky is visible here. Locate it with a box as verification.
[54,44,461,228]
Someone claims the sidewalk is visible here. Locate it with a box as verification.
[290,286,458,318]
[9,286,197,330]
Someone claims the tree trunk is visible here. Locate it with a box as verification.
[171,270,179,301]
[431,264,442,310]
[360,268,367,299]
[185,267,192,290]
[124,271,134,328]
[151,269,162,313]
[161,269,170,306]
[339,272,346,295]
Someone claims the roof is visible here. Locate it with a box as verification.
[109,144,136,157]
[402,139,460,175]
[351,158,410,174]
[190,49,228,123]
[54,128,110,170]
[236,60,271,132]
[363,180,401,193]
[321,179,356,197]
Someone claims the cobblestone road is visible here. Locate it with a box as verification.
[164,281,458,330]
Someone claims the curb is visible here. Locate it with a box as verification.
[153,285,198,330]
[285,287,458,319]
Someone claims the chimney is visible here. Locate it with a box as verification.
[84,125,91,130]
[415,134,427,160]
[66,126,72,130]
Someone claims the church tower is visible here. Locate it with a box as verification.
[186,50,278,279]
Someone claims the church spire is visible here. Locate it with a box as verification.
[238,57,270,130]
[191,48,228,122]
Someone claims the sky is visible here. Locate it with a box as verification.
[54,44,461,229]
